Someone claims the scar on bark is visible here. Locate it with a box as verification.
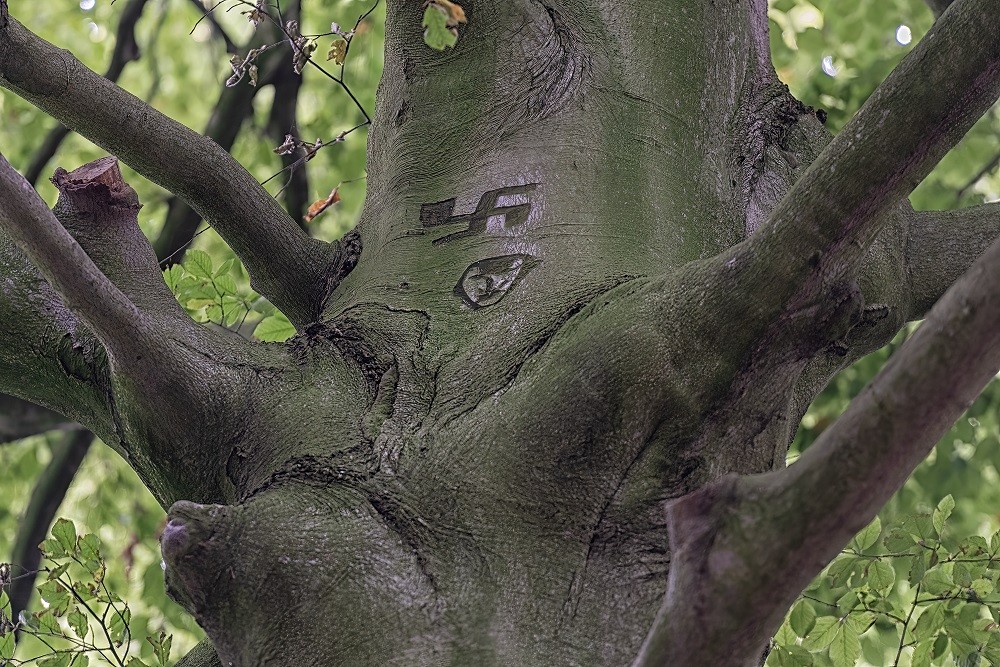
[51,156,141,211]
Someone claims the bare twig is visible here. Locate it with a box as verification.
[6,431,93,638]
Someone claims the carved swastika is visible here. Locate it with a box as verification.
[420,183,539,245]
[455,254,539,309]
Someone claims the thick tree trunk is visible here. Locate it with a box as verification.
[2,0,999,665]
[158,2,887,664]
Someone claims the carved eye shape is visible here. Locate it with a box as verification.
[455,254,539,309]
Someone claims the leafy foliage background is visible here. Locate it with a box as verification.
[1,0,999,664]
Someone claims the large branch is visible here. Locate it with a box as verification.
[0,153,149,349]
[0,153,258,505]
[636,219,1000,666]
[22,0,150,186]
[906,203,1000,317]
[0,396,77,444]
[175,639,223,667]
[154,2,298,262]
[925,0,954,18]
[732,0,1000,339]
[0,10,335,325]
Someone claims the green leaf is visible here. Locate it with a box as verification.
[911,639,934,667]
[51,518,77,555]
[853,517,881,551]
[827,622,862,667]
[71,654,90,667]
[922,566,954,595]
[826,556,860,587]
[909,550,931,585]
[163,265,184,293]
[962,535,989,556]
[183,249,213,279]
[148,630,173,665]
[47,562,71,580]
[955,652,982,667]
[214,258,236,278]
[933,632,949,658]
[802,616,840,650]
[422,5,458,50]
[205,303,224,323]
[78,533,101,566]
[38,580,71,610]
[67,608,88,639]
[775,619,797,645]
[955,562,974,588]
[972,578,994,598]
[38,654,71,667]
[251,298,276,315]
[37,609,61,633]
[40,538,68,559]
[0,632,14,660]
[885,528,917,552]
[913,602,946,641]
[769,643,814,667]
[867,559,895,593]
[946,617,985,652]
[109,606,131,646]
[254,314,296,342]
[73,581,96,602]
[933,495,955,535]
[214,274,238,296]
[790,599,817,637]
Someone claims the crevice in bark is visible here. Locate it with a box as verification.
[292,318,388,390]
[321,228,364,307]
[517,2,591,128]
[738,82,826,237]
[436,273,638,429]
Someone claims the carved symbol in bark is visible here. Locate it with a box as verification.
[420,183,539,245]
[455,254,539,309]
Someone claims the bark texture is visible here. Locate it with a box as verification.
[1,0,999,665]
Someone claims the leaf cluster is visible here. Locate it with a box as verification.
[1,520,173,667]
[770,498,1000,666]
[162,249,294,342]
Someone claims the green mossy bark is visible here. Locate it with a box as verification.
[160,2,908,664]
[1,0,998,665]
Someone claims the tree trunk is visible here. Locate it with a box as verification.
[2,0,1000,665]
[158,2,888,663]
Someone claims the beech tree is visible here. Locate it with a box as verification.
[2,0,1000,665]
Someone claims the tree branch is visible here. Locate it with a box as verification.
[636,229,1000,665]
[734,0,1000,337]
[175,639,223,667]
[925,0,954,18]
[6,431,93,635]
[22,0,151,186]
[265,58,310,227]
[0,396,78,444]
[1,153,263,505]
[0,153,150,349]
[51,157,188,319]
[0,14,335,325]
[906,203,1000,318]
[0,216,113,441]
[154,3,297,262]
[184,0,238,54]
